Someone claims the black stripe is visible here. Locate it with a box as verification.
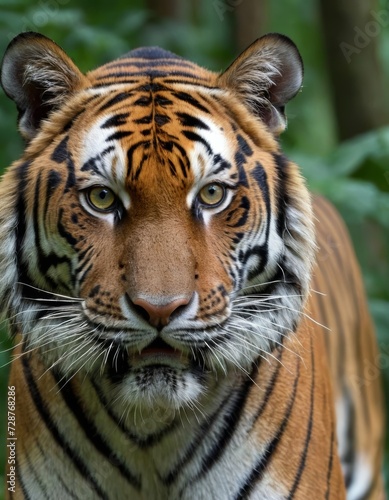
[33,172,70,290]
[252,162,271,241]
[133,95,152,107]
[261,259,302,296]
[133,152,149,181]
[14,162,30,288]
[127,141,149,176]
[154,94,173,107]
[162,391,234,486]
[36,440,78,499]
[246,244,268,281]
[177,156,188,178]
[253,345,284,423]
[47,170,62,195]
[341,387,355,489]
[237,134,253,157]
[186,366,257,483]
[159,139,190,177]
[106,59,196,69]
[212,153,231,174]
[134,115,152,124]
[101,113,130,128]
[51,136,69,164]
[173,91,210,113]
[57,208,77,246]
[164,79,215,87]
[80,145,115,174]
[21,355,108,499]
[155,114,171,126]
[64,154,76,192]
[176,112,210,130]
[53,373,141,489]
[63,109,85,133]
[21,441,50,499]
[182,130,213,155]
[236,357,300,499]
[107,130,133,141]
[96,70,202,79]
[99,92,133,112]
[273,153,289,237]
[168,159,177,176]
[16,457,31,500]
[235,150,248,176]
[287,342,316,499]
[324,428,334,500]
[51,136,77,193]
[227,196,250,228]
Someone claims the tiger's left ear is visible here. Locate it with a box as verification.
[218,33,303,135]
[1,32,85,141]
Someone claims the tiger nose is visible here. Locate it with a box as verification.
[132,296,192,329]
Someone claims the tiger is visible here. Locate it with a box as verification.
[0,31,385,499]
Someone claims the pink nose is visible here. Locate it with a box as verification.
[132,296,191,329]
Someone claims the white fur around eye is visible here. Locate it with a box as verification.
[80,116,131,209]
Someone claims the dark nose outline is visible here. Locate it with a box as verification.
[131,296,192,330]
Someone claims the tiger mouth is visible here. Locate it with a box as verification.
[138,337,178,357]
[130,337,190,366]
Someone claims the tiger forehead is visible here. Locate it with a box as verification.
[76,83,238,188]
[87,46,215,84]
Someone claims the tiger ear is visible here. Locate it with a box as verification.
[218,33,303,135]
[0,32,85,141]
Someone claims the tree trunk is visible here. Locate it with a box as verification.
[234,0,268,53]
[145,0,183,20]
[319,0,389,140]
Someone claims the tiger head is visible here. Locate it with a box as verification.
[0,33,315,411]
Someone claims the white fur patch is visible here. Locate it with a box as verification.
[80,117,130,214]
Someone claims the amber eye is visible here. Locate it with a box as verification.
[86,186,117,212]
[198,183,226,207]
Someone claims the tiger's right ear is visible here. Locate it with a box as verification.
[0,32,85,141]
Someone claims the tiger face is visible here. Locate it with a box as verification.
[0,33,315,411]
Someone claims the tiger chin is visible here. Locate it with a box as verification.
[0,32,385,499]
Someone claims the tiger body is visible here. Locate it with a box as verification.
[0,33,384,499]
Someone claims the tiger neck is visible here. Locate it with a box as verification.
[19,345,255,448]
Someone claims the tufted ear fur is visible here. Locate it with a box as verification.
[0,32,85,141]
[218,33,303,135]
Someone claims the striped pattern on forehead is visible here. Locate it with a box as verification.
[88,47,215,86]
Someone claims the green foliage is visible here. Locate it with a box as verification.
[0,0,388,495]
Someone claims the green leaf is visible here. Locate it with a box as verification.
[327,126,389,176]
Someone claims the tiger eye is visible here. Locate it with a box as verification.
[198,183,225,207]
[87,186,117,212]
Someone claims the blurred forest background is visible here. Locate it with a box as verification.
[0,0,388,496]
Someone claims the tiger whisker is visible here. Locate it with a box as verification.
[235,299,330,331]
[16,282,83,302]
[226,322,301,366]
